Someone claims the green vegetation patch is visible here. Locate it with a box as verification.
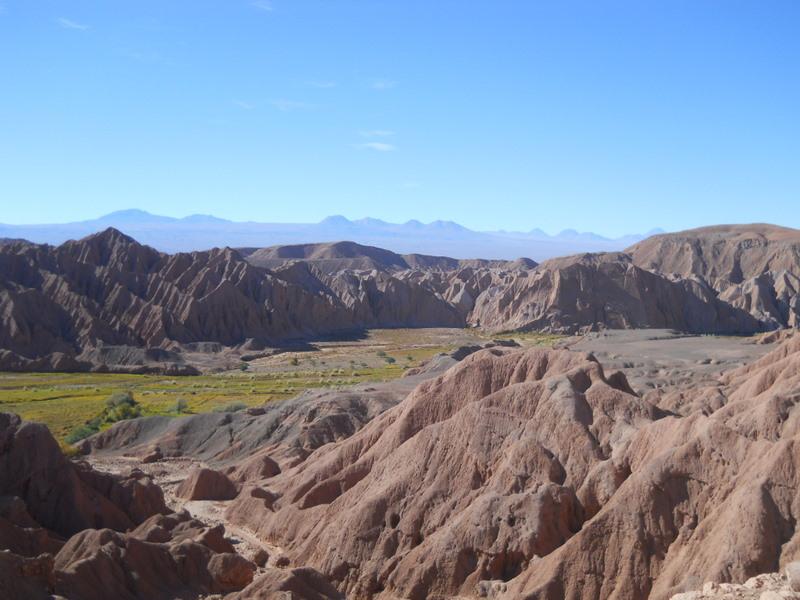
[0,348,444,442]
[0,328,561,443]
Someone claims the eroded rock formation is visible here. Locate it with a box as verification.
[200,335,800,600]
[0,413,256,600]
[3,225,799,373]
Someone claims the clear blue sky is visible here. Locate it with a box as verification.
[1,1,798,236]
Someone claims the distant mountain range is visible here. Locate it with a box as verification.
[0,209,664,260]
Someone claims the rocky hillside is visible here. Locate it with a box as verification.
[223,346,661,598]
[77,330,800,600]
[0,230,479,372]
[1,225,799,373]
[628,224,800,328]
[627,224,800,282]
[242,240,529,272]
[469,225,800,334]
[212,334,800,599]
[467,252,764,333]
[0,412,260,599]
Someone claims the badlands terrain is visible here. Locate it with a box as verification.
[2,223,800,599]
[1,222,799,374]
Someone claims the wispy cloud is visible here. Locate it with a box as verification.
[306,80,337,89]
[252,1,273,11]
[57,17,89,31]
[359,130,394,138]
[358,142,396,152]
[371,79,397,90]
[271,99,314,111]
[233,100,256,110]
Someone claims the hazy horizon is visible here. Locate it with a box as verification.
[2,1,799,236]
[1,206,670,239]
[0,206,672,260]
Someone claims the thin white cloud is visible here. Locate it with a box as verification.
[271,99,314,111]
[358,142,396,152]
[359,130,394,138]
[306,80,337,89]
[233,100,256,110]
[371,79,397,90]
[57,17,89,30]
[252,1,273,11]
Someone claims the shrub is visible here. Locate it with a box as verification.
[64,392,142,447]
[239,363,249,372]
[290,356,300,366]
[171,398,189,414]
[377,351,387,357]
[103,391,141,423]
[384,356,396,364]
[65,424,99,444]
[106,391,135,409]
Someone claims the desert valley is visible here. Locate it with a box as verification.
[3,223,800,599]
[3,2,799,598]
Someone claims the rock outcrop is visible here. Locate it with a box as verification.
[0,413,256,600]
[468,252,764,334]
[0,413,168,538]
[54,518,255,600]
[175,467,238,501]
[227,566,344,599]
[669,571,799,599]
[627,224,800,328]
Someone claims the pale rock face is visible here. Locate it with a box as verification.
[670,573,800,599]
[786,562,800,592]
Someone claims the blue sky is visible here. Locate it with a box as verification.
[1,1,798,236]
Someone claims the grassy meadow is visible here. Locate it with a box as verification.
[0,328,563,443]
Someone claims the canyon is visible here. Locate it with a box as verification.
[1,224,798,374]
[2,224,800,599]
